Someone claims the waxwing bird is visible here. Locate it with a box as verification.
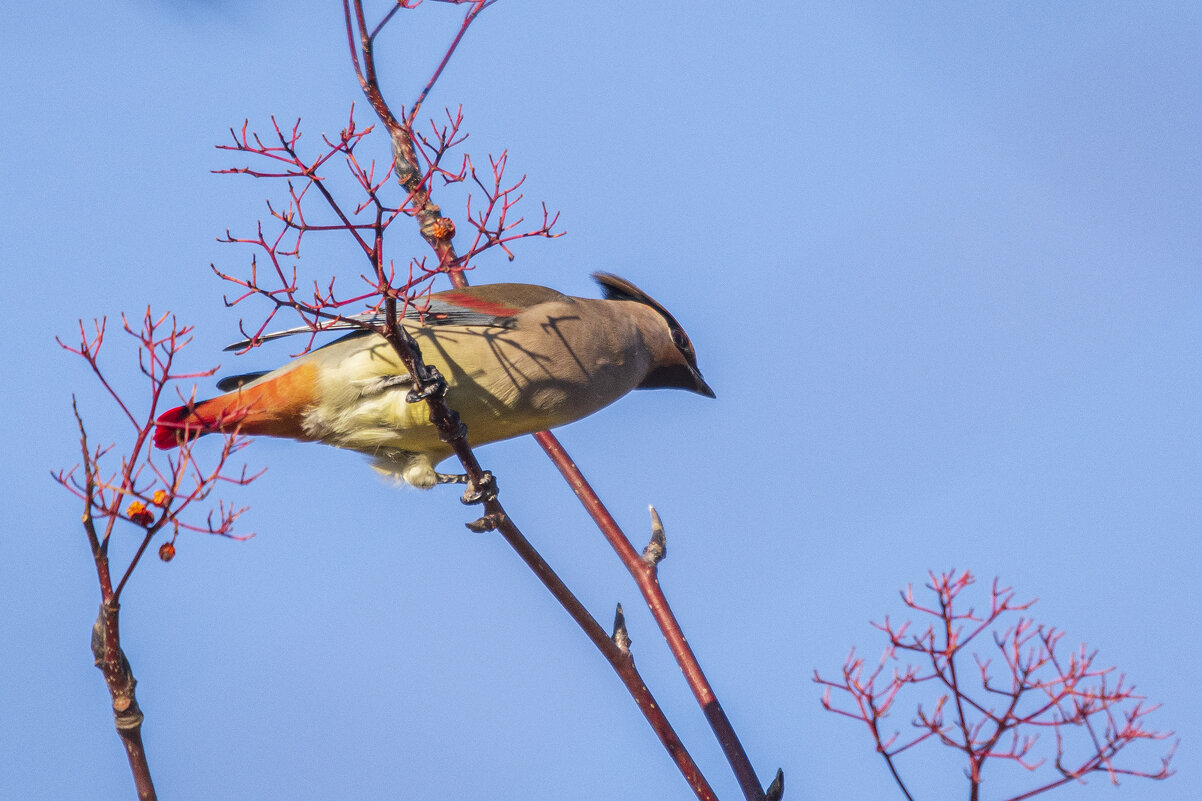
[154,273,714,488]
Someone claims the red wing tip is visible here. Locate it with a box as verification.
[441,291,521,317]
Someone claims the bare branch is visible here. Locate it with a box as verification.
[816,571,1175,799]
[55,309,259,801]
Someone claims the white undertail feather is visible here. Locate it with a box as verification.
[370,449,442,489]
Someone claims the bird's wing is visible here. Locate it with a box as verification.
[215,371,271,392]
[224,283,572,351]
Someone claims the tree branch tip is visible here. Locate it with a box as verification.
[611,603,631,655]
[765,768,785,801]
[640,505,666,566]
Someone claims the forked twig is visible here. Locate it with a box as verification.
[55,311,258,801]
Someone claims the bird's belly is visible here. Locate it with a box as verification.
[456,379,606,442]
[306,320,642,455]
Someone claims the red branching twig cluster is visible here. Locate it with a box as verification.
[814,571,1176,801]
[213,102,559,352]
[411,108,563,261]
[54,309,260,801]
[462,152,561,262]
[55,311,259,556]
[213,109,427,350]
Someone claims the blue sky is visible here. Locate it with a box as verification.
[2,2,1197,799]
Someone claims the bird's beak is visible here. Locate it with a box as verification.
[638,362,717,397]
[691,369,716,399]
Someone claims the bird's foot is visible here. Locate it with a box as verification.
[433,469,496,505]
[406,365,448,403]
[459,471,498,505]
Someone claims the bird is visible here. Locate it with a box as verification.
[154,273,714,488]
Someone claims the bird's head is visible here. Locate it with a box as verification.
[592,272,715,399]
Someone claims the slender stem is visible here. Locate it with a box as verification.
[341,4,738,796]
[939,594,981,798]
[369,315,717,799]
[112,523,162,602]
[408,1,488,125]
[491,510,718,801]
[1004,776,1074,801]
[93,598,156,800]
[534,430,766,801]
[870,714,916,801]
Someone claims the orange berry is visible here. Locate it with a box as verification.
[126,500,154,526]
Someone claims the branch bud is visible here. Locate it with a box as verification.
[765,768,785,801]
[611,603,631,655]
[641,505,667,567]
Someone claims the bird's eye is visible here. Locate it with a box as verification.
[671,328,689,349]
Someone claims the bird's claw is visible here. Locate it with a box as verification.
[434,470,498,505]
[460,471,497,505]
[406,366,448,403]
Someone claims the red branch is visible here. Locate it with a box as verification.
[533,431,769,800]
[214,102,559,351]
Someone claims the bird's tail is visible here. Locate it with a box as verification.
[153,363,319,449]
[153,394,253,449]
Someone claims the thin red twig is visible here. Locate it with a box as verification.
[55,310,259,801]
[815,571,1176,800]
